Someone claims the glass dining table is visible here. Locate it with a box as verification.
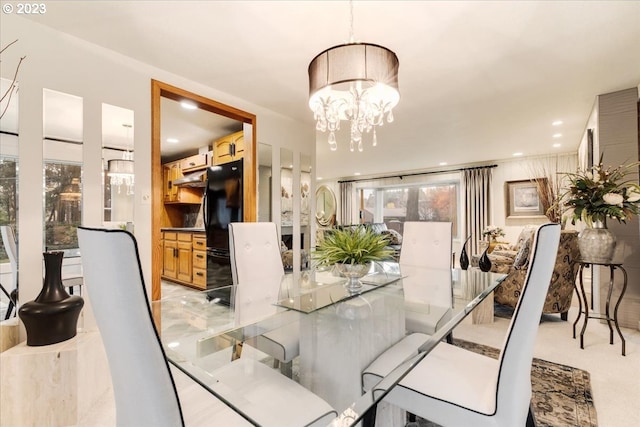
[153,263,505,426]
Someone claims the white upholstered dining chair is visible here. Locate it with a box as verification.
[78,227,336,427]
[362,223,561,427]
[228,222,299,376]
[399,221,453,268]
[399,222,454,336]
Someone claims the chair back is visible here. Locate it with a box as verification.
[494,223,560,424]
[77,227,184,427]
[399,221,452,268]
[1,225,18,292]
[228,222,285,324]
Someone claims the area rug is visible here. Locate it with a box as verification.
[493,302,516,319]
[413,339,598,427]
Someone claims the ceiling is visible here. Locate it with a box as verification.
[160,97,242,161]
[19,1,640,180]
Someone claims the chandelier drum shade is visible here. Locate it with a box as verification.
[108,158,134,195]
[308,42,400,152]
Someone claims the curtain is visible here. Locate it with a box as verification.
[339,181,353,225]
[463,167,493,254]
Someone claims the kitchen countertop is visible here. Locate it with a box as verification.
[161,227,205,232]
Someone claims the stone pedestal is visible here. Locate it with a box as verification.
[0,317,20,352]
[472,291,495,324]
[0,331,110,426]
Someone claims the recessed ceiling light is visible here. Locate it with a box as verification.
[552,120,563,126]
[166,138,179,143]
[180,100,197,110]
[552,133,562,138]
[513,152,523,157]
[439,162,448,166]
[552,143,562,148]
[353,172,361,176]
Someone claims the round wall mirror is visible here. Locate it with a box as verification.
[316,185,336,227]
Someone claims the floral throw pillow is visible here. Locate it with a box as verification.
[493,243,512,252]
[513,237,532,270]
[381,229,403,245]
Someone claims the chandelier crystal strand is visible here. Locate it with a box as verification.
[108,123,135,196]
[109,169,134,195]
[307,2,399,153]
[328,131,337,151]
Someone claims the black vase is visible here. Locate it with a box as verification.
[18,251,84,346]
[459,235,471,270]
[478,247,492,272]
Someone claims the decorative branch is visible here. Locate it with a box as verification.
[0,39,19,55]
[528,156,572,224]
[0,39,26,120]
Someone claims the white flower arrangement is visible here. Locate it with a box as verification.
[563,159,640,225]
[482,225,505,240]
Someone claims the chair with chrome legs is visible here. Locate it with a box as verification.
[228,222,300,377]
[78,227,336,427]
[362,223,561,427]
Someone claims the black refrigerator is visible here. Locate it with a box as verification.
[202,159,243,304]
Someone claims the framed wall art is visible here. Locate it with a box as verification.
[506,179,546,218]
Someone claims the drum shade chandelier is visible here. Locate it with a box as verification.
[308,2,400,152]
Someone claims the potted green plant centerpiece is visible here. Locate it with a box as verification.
[313,227,394,291]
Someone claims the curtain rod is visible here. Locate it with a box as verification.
[45,137,83,145]
[1,131,84,146]
[337,164,498,184]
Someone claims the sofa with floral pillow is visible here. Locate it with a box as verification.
[487,228,580,320]
[470,225,537,273]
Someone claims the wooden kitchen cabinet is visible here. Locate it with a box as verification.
[213,131,244,165]
[162,231,207,290]
[162,232,178,279]
[192,234,206,251]
[163,160,202,204]
[180,153,208,172]
[176,241,193,282]
[192,234,207,289]
[163,163,180,202]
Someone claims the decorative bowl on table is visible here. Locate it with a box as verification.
[334,262,371,292]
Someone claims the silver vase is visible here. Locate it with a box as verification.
[335,262,371,292]
[578,220,616,263]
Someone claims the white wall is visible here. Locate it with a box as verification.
[1,15,314,328]
[491,153,578,243]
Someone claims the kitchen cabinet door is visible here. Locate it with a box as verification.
[213,131,244,165]
[176,241,193,282]
[163,239,178,279]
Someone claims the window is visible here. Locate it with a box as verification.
[360,182,459,237]
[44,162,82,252]
[0,157,17,262]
